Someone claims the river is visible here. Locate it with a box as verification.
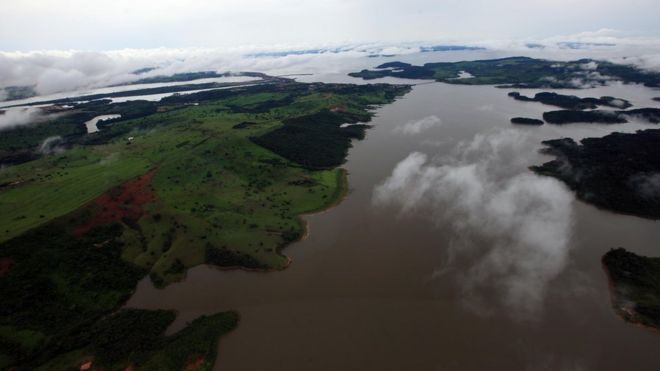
[125,68,660,370]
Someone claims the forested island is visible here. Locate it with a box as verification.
[531,129,660,219]
[508,91,631,110]
[511,117,544,125]
[0,80,411,369]
[542,108,660,124]
[602,248,660,330]
[349,57,660,88]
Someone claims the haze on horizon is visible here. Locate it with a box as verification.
[3,0,660,100]
[2,0,660,51]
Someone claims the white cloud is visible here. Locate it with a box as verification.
[38,136,66,155]
[373,130,575,318]
[393,115,442,135]
[628,173,660,200]
[0,46,375,97]
[0,107,48,131]
[3,1,660,51]
[3,30,660,99]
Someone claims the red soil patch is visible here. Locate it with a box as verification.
[0,257,15,276]
[74,169,158,238]
[79,360,93,371]
[329,105,348,113]
[183,356,206,371]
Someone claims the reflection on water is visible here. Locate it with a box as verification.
[125,78,660,370]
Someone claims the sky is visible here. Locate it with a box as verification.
[2,0,660,97]
[1,0,660,51]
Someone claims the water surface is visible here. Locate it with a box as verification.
[126,77,660,370]
[84,114,121,133]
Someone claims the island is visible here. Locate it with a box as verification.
[511,117,544,125]
[542,108,660,124]
[531,129,660,219]
[508,91,632,110]
[349,56,660,88]
[602,248,660,330]
[0,79,411,369]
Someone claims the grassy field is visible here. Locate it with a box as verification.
[0,81,410,369]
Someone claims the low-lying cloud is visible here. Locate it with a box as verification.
[38,136,66,155]
[373,130,575,318]
[393,115,442,135]
[628,172,660,200]
[0,108,48,131]
[3,32,660,101]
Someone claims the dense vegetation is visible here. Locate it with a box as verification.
[252,109,371,169]
[531,129,660,218]
[36,309,239,370]
[510,117,544,125]
[602,248,660,329]
[0,101,160,166]
[349,56,660,88]
[542,108,660,124]
[0,80,410,369]
[508,91,632,110]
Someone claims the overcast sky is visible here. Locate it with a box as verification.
[2,0,660,51]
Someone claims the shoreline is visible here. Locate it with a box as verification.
[139,166,351,285]
[601,259,660,333]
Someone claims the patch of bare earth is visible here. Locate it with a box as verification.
[0,257,14,276]
[184,355,206,371]
[74,169,158,237]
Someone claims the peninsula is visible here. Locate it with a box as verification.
[0,80,411,369]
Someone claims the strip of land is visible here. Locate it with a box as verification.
[542,108,660,124]
[508,91,631,110]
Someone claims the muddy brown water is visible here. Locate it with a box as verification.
[125,78,660,370]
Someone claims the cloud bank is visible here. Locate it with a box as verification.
[0,108,48,131]
[3,31,660,100]
[393,115,442,135]
[373,130,575,318]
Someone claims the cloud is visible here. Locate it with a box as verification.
[3,31,660,100]
[580,61,598,70]
[38,136,66,155]
[373,130,575,318]
[0,107,48,131]
[627,173,660,200]
[393,115,442,135]
[0,46,376,97]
